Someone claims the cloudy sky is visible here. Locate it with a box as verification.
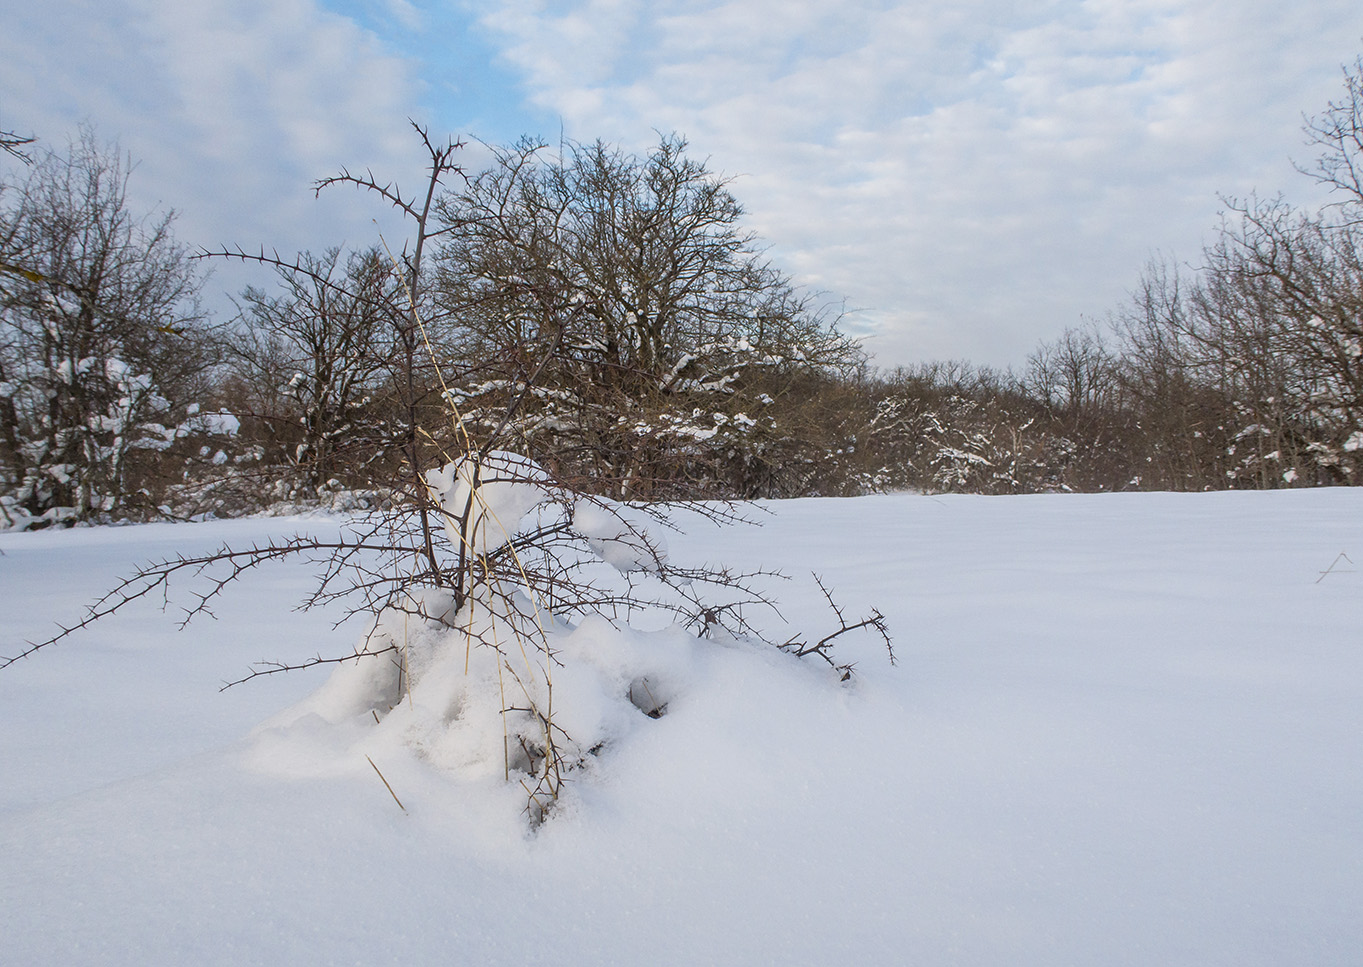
[3,1,1361,368]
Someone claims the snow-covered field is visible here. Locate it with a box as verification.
[2,490,1360,965]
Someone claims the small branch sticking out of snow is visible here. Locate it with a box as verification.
[1316,551,1356,583]
[366,755,407,813]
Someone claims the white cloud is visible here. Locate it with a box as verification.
[0,0,428,309]
[476,0,1363,367]
[384,0,425,31]
[4,0,1361,367]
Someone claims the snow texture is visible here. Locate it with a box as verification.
[2,490,1362,965]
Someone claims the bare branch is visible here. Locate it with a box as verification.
[1,533,409,668]
[778,574,895,680]
[221,643,399,690]
[1,128,35,163]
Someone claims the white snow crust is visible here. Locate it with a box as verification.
[2,490,1362,966]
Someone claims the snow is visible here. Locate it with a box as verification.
[572,497,669,572]
[192,410,242,437]
[425,449,556,554]
[2,490,1362,965]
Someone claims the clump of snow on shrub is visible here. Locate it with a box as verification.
[425,450,555,554]
[572,498,669,573]
[253,585,705,801]
[252,453,721,816]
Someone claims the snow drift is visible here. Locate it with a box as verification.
[2,489,1361,966]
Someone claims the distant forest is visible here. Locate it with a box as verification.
[3,57,1362,528]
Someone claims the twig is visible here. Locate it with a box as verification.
[779,573,895,679]
[1316,551,1355,583]
[365,755,407,812]
[219,643,399,690]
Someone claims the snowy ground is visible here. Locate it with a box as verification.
[2,490,1360,965]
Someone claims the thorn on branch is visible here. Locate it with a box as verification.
[219,643,399,690]
[778,573,895,680]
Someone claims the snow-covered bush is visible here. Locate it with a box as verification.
[8,440,890,823]
[865,390,1064,495]
[260,451,739,819]
[5,128,891,822]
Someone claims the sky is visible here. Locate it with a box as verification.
[2,0,1361,369]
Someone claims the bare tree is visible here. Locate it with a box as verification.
[1109,259,1237,489]
[1025,324,1117,419]
[1298,54,1363,214]
[433,134,862,499]
[1197,197,1363,484]
[218,246,403,490]
[1111,192,1363,490]
[0,128,211,523]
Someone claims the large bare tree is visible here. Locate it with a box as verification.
[433,134,862,498]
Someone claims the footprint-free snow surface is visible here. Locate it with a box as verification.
[2,490,1360,965]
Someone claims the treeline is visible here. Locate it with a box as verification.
[3,58,1361,528]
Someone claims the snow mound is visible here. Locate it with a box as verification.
[258,454,735,818]
[424,450,557,554]
[250,594,713,815]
